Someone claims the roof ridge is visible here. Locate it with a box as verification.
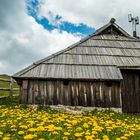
[93,21,131,37]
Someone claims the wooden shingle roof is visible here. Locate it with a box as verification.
[13,19,140,81]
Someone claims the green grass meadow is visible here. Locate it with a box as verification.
[0,74,19,96]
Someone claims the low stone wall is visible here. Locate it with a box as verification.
[28,104,122,114]
[50,105,122,114]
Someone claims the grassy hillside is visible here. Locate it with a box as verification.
[0,74,19,96]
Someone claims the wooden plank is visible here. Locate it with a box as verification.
[46,81,49,104]
[0,78,16,83]
[21,80,28,103]
[63,84,67,105]
[10,78,14,96]
[101,83,106,107]
[43,81,47,105]
[76,83,79,106]
[78,82,83,106]
[67,81,71,105]
[73,82,78,106]
[60,81,64,105]
[0,88,19,91]
[50,82,54,105]
[92,82,97,107]
[104,83,110,107]
[83,83,87,106]
[52,81,58,105]
[33,80,39,104]
[86,82,91,106]
[28,81,33,104]
[108,87,112,107]
[19,86,23,104]
[90,82,94,106]
[71,82,75,106]
[31,81,35,104]
[39,81,45,105]
[56,81,59,105]
[95,82,100,107]
[110,84,115,107]
[134,73,139,113]
[70,82,74,106]
[36,81,41,104]
[114,83,120,107]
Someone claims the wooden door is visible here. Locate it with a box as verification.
[121,70,140,113]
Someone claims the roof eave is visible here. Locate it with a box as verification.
[12,76,122,81]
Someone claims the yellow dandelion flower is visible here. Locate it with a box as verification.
[121,136,128,140]
[52,131,58,135]
[18,131,24,135]
[103,135,109,140]
[24,134,34,140]
[20,125,28,129]
[116,138,121,140]
[83,123,89,129]
[85,135,94,140]
[28,128,36,132]
[64,132,70,136]
[76,127,83,132]
[3,137,10,140]
[75,132,82,137]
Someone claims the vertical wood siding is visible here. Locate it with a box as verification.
[20,80,121,108]
[121,70,140,113]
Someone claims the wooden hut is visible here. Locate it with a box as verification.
[13,18,140,113]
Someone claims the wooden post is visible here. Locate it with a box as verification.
[10,78,14,97]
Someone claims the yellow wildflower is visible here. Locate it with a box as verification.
[64,132,70,136]
[24,134,34,140]
[116,138,121,140]
[83,123,89,129]
[75,132,82,137]
[18,131,24,135]
[85,135,94,140]
[121,136,128,140]
[103,135,109,140]
[3,137,10,140]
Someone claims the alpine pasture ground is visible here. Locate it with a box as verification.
[0,97,139,140]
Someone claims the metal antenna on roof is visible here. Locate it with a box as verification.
[128,14,139,38]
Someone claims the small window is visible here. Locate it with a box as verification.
[105,81,113,87]
[63,80,69,86]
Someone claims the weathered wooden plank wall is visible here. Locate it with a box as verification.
[121,70,140,113]
[20,80,121,108]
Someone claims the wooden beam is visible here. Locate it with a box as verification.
[0,88,19,91]
[0,78,17,83]
[10,78,14,97]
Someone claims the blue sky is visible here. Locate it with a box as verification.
[26,0,95,36]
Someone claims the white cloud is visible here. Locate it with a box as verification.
[39,0,140,34]
[1,0,140,75]
[0,0,80,74]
